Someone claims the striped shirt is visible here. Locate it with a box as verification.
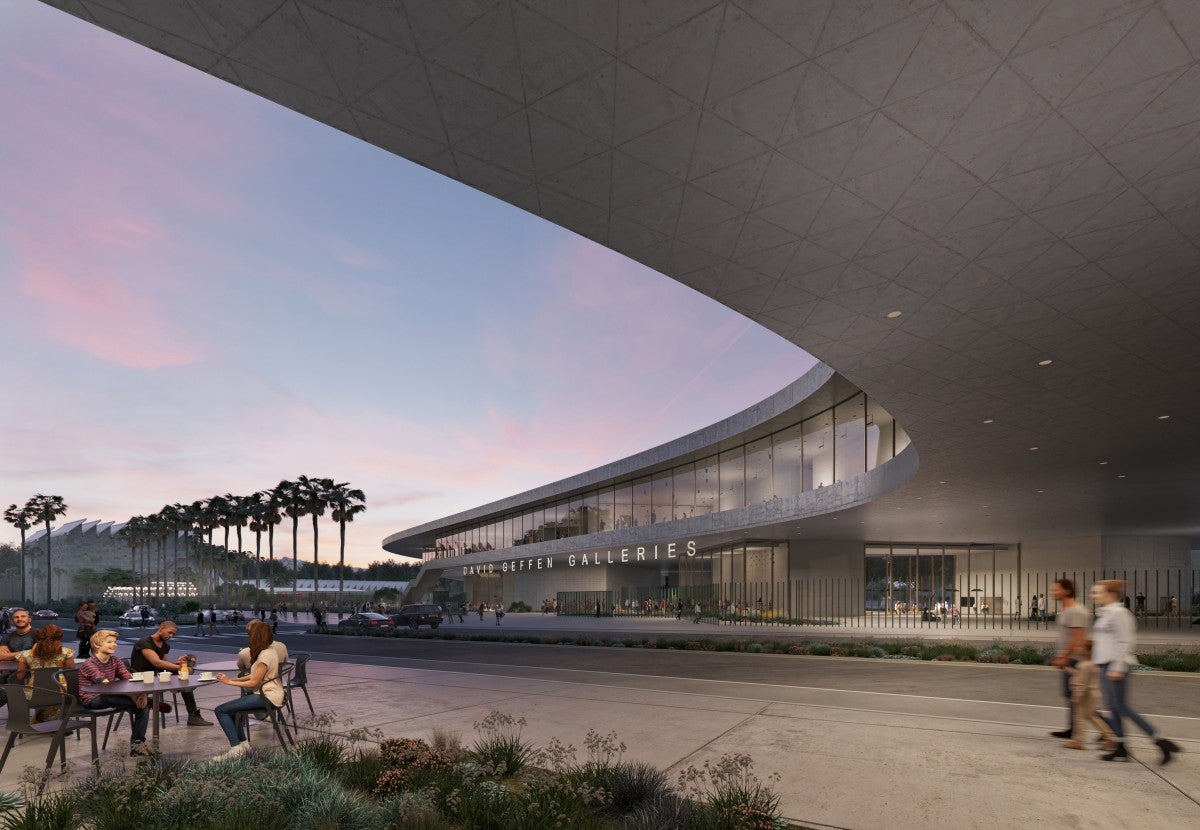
[78,656,131,703]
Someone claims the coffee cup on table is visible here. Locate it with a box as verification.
[200,671,214,681]
[143,672,154,684]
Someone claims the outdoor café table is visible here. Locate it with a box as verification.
[82,675,217,745]
[196,661,240,673]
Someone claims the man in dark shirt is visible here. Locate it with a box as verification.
[0,608,36,708]
[130,621,212,726]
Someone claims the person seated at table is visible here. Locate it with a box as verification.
[211,622,286,760]
[77,628,154,756]
[0,609,36,709]
[236,620,288,673]
[130,621,212,726]
[15,624,74,722]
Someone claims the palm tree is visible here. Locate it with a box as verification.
[163,503,187,598]
[247,494,268,603]
[3,504,35,603]
[274,479,306,615]
[181,501,206,598]
[295,475,334,607]
[26,494,68,603]
[117,516,145,602]
[327,484,367,619]
[148,511,170,604]
[224,494,254,604]
[200,497,227,599]
[261,489,285,604]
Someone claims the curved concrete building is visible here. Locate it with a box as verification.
[46,1,1200,607]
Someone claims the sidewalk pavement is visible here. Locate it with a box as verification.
[2,640,1194,829]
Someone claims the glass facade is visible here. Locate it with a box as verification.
[424,392,908,561]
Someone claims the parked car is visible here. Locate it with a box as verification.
[390,604,443,630]
[207,609,244,623]
[34,609,59,619]
[118,606,158,626]
[336,612,395,635]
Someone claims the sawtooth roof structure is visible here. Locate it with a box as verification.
[43,0,1200,547]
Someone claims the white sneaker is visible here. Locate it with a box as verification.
[213,741,251,762]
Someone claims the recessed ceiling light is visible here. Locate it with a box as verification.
[886,310,903,318]
[939,480,946,484]
[1158,415,1170,420]
[982,418,993,424]
[1038,359,1053,366]
[1117,474,1126,479]
[1036,490,1044,493]
[1099,461,1108,465]
[1029,447,1039,451]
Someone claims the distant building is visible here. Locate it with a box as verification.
[13,519,133,603]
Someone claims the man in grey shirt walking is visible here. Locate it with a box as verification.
[1049,578,1088,739]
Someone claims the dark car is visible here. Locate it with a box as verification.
[390,604,443,630]
[336,612,395,635]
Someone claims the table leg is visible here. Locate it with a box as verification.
[150,691,161,748]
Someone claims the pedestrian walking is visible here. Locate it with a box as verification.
[1060,640,1115,750]
[269,607,279,634]
[495,607,503,626]
[693,602,701,624]
[1091,580,1180,764]
[1049,578,1088,741]
[478,602,485,621]
[195,610,206,636]
[207,609,219,636]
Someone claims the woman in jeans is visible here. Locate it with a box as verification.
[211,621,285,760]
[1090,579,1180,764]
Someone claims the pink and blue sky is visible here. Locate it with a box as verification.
[0,2,811,566]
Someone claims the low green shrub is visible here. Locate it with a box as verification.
[0,793,81,830]
[295,737,346,771]
[1138,650,1200,672]
[376,739,455,796]
[506,601,532,613]
[290,786,383,830]
[676,753,782,830]
[382,791,452,830]
[338,749,390,793]
[471,712,533,777]
[808,643,833,656]
[578,761,670,816]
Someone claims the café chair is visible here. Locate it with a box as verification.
[234,664,296,751]
[31,667,123,752]
[285,652,314,718]
[0,683,95,794]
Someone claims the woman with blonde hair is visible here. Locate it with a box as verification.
[1091,579,1181,764]
[211,618,285,760]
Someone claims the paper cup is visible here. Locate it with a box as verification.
[143,673,154,684]
[200,672,214,681]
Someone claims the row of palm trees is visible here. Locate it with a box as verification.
[120,477,367,610]
[4,494,69,604]
[4,478,367,609]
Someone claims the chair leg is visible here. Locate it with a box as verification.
[268,709,291,749]
[300,685,314,716]
[0,732,18,774]
[103,711,123,750]
[87,721,99,766]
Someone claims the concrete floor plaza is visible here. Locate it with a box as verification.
[0,621,1196,829]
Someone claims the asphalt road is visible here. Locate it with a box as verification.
[271,630,1200,720]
